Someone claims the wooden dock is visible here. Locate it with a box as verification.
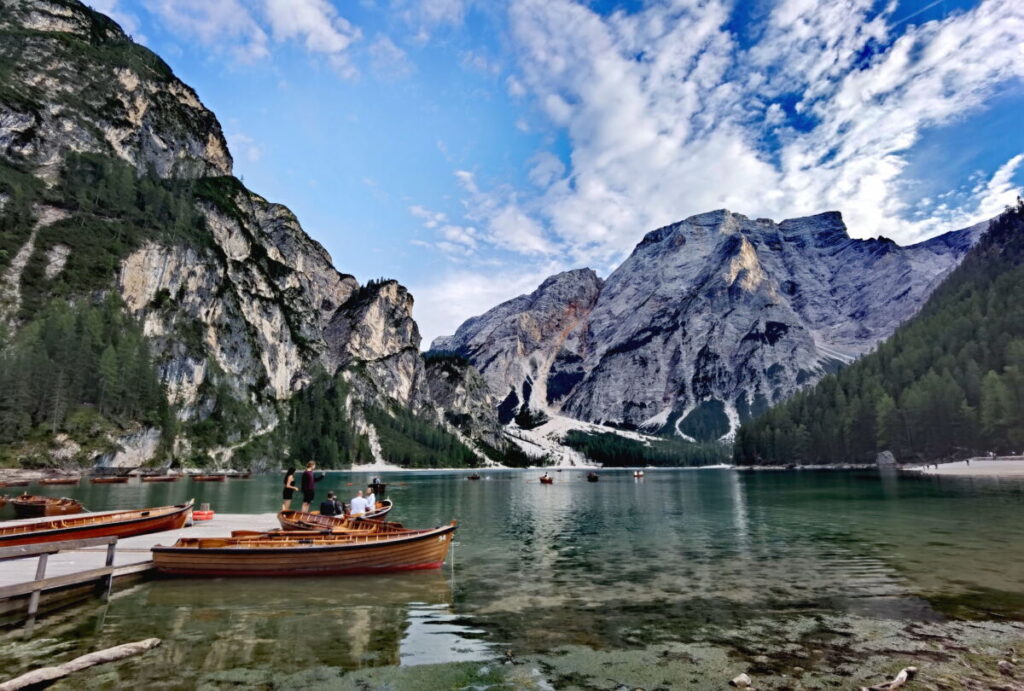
[0,513,279,619]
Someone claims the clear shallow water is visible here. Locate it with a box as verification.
[2,468,1023,687]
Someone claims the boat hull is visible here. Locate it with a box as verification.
[11,496,86,519]
[91,477,129,484]
[277,501,393,530]
[0,501,194,547]
[192,475,226,482]
[152,523,456,577]
[141,476,179,483]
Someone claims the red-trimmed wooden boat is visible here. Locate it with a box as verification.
[0,480,30,488]
[0,500,194,547]
[467,474,481,480]
[244,518,410,539]
[151,521,457,577]
[191,475,227,482]
[277,501,393,531]
[539,475,553,484]
[227,473,251,479]
[91,476,130,484]
[586,472,599,482]
[39,477,80,486]
[141,475,179,483]
[11,495,86,519]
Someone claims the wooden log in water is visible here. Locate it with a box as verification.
[0,638,161,690]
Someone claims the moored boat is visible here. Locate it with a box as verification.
[467,474,481,480]
[0,500,194,547]
[0,480,30,487]
[141,475,179,483]
[91,476,130,484]
[539,475,553,484]
[39,477,80,486]
[151,521,457,576]
[11,495,86,519]
[192,474,227,482]
[586,472,599,482]
[278,500,394,531]
[633,470,645,478]
[227,473,251,479]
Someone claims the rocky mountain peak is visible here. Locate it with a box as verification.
[442,208,986,441]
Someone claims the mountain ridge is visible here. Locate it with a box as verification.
[435,208,987,440]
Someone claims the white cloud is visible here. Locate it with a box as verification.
[409,205,448,229]
[144,0,361,74]
[395,0,471,42]
[527,152,565,188]
[484,0,1024,264]
[972,154,1024,221]
[227,133,263,163]
[143,0,269,61]
[263,0,362,78]
[369,35,415,80]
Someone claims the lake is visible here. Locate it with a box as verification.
[2,468,1023,689]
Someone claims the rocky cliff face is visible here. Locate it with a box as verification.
[0,0,434,467]
[435,210,986,440]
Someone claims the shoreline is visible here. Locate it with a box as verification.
[909,457,1024,477]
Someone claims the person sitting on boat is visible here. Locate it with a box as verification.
[364,485,377,511]
[349,490,368,517]
[281,467,298,512]
[320,491,343,517]
[300,461,325,513]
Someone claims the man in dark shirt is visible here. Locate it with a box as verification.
[300,461,324,512]
[320,491,343,517]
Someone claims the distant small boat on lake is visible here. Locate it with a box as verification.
[540,475,553,484]
[0,480,30,487]
[152,521,458,577]
[0,500,193,546]
[587,472,600,482]
[227,473,251,479]
[141,475,180,483]
[11,495,86,519]
[467,474,481,480]
[633,470,644,478]
[192,474,227,482]
[39,477,79,486]
[91,476,129,484]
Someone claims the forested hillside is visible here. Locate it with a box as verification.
[734,201,1024,464]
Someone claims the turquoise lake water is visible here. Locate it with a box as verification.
[2,468,1023,688]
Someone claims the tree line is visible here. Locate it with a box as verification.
[0,295,168,448]
[734,201,1024,464]
[563,430,730,467]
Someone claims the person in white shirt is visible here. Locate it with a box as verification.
[349,490,367,517]
[364,486,376,513]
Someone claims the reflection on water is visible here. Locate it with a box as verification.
[2,468,1023,685]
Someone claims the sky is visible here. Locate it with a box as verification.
[86,0,1024,346]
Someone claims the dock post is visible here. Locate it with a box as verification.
[27,553,49,618]
[102,539,117,601]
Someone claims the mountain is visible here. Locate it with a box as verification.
[434,209,986,441]
[0,0,502,469]
[734,200,1023,464]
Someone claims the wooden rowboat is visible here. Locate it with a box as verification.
[0,480,30,488]
[11,495,86,519]
[151,521,457,577]
[0,500,194,547]
[91,476,130,484]
[39,477,80,486]
[227,473,251,479]
[246,518,411,539]
[278,501,393,531]
[467,474,481,480]
[586,472,599,482]
[539,476,553,484]
[141,475,179,483]
[191,475,226,482]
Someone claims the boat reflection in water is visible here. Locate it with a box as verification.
[131,569,489,679]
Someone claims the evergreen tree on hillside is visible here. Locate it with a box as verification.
[735,200,1024,464]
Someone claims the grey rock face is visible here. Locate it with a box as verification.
[437,210,985,439]
[423,355,505,451]
[0,0,432,466]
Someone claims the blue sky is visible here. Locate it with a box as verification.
[88,0,1024,345]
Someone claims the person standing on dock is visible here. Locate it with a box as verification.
[364,485,376,511]
[349,490,367,517]
[281,467,298,512]
[300,461,324,513]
